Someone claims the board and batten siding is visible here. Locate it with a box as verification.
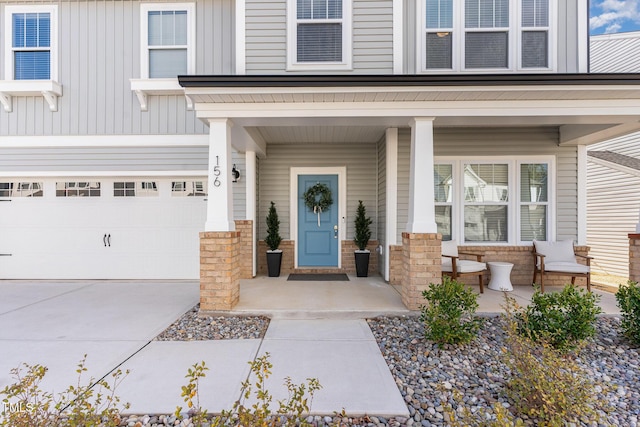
[257,144,378,240]
[0,0,234,137]
[395,127,579,244]
[244,0,393,74]
[587,159,639,277]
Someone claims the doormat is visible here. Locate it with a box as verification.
[287,274,350,281]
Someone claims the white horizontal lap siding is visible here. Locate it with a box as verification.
[396,127,578,243]
[245,0,286,73]
[591,34,640,72]
[588,132,640,158]
[1,0,233,136]
[0,147,209,172]
[587,161,640,276]
[352,0,393,73]
[257,144,378,241]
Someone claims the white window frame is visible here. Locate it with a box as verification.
[417,0,556,73]
[139,3,196,79]
[286,0,353,71]
[3,5,58,81]
[435,156,555,245]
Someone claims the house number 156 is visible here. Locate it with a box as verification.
[213,156,222,187]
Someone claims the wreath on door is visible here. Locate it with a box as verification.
[303,183,333,226]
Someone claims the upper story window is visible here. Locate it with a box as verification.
[420,0,554,72]
[4,5,58,80]
[287,0,352,70]
[140,3,195,78]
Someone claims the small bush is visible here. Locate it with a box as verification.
[0,355,129,427]
[502,296,608,426]
[516,284,602,351]
[616,280,640,345]
[420,276,481,345]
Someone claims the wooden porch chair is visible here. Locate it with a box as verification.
[532,240,592,293]
[441,240,486,293]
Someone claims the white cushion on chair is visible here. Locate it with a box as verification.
[442,259,486,273]
[544,262,589,274]
[533,240,577,264]
[441,240,459,265]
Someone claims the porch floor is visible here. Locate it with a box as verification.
[232,274,621,319]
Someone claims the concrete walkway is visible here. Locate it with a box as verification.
[0,277,620,419]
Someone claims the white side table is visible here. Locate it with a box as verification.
[487,262,514,291]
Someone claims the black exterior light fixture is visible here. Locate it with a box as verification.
[232,164,240,182]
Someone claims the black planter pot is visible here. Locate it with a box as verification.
[354,251,370,277]
[266,250,283,277]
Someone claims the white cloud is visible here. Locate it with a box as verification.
[590,0,640,33]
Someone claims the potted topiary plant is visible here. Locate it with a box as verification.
[265,201,283,277]
[354,200,372,277]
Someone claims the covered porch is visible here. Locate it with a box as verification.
[178,74,640,312]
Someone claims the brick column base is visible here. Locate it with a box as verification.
[235,220,254,279]
[200,231,241,311]
[629,234,640,283]
[401,232,441,310]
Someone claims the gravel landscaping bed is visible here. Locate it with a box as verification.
[154,304,270,340]
[122,312,639,427]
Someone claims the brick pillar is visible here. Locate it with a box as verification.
[235,220,254,279]
[401,232,441,310]
[629,233,640,283]
[200,231,241,311]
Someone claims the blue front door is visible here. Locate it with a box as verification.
[298,174,339,267]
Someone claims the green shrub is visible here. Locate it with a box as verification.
[265,201,282,251]
[353,200,372,251]
[0,355,129,427]
[420,276,481,345]
[616,280,640,345]
[516,284,602,351]
[502,296,608,426]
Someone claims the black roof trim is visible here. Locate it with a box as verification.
[179,73,640,88]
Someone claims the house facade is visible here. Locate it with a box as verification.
[1,0,640,310]
[587,31,640,279]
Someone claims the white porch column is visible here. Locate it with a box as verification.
[385,128,398,282]
[245,150,257,276]
[205,119,236,231]
[577,145,587,244]
[406,117,437,233]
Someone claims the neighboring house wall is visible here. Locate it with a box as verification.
[257,143,379,240]
[244,0,394,74]
[591,31,640,72]
[0,0,234,136]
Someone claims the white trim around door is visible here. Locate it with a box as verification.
[290,166,347,269]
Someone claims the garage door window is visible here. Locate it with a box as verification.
[56,182,101,197]
[114,181,159,197]
[171,181,207,197]
[0,182,43,197]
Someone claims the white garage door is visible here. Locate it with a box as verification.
[0,178,207,279]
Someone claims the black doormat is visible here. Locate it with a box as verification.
[287,273,350,281]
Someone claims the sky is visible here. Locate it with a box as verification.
[590,0,640,35]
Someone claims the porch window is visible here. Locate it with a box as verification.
[4,5,57,80]
[140,3,195,79]
[287,0,352,70]
[434,157,552,244]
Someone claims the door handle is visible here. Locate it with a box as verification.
[103,234,107,247]
[107,234,111,247]
[334,225,338,239]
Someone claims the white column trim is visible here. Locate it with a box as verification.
[385,128,398,281]
[392,0,403,74]
[245,150,257,276]
[406,117,438,233]
[235,0,246,74]
[577,145,587,245]
[577,0,588,72]
[205,119,236,231]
